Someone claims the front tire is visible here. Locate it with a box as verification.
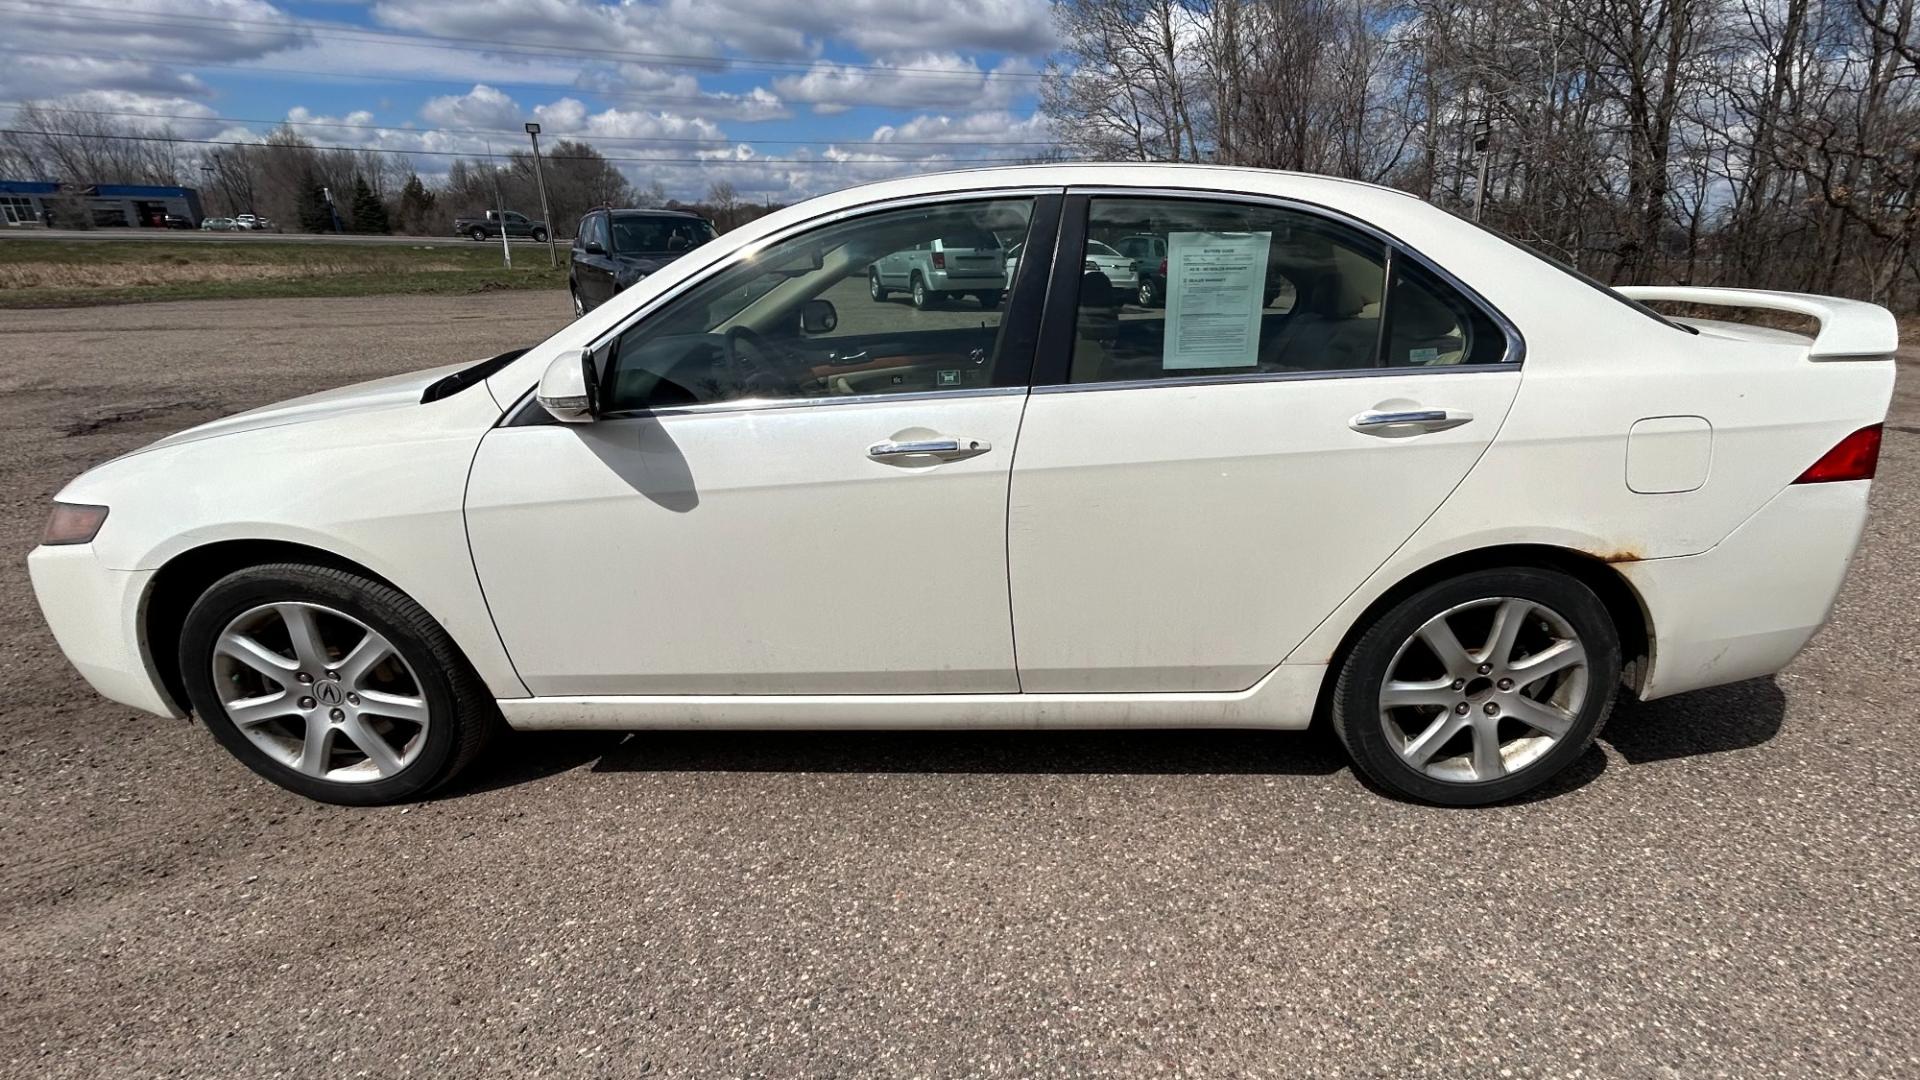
[469,227,486,241]
[179,564,497,805]
[869,269,889,301]
[1330,567,1620,806]
[532,228,548,243]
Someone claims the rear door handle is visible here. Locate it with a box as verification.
[868,436,992,462]
[1350,408,1474,437]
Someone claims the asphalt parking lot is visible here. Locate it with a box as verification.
[1,291,1916,1078]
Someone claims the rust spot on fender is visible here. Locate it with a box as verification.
[1594,549,1643,564]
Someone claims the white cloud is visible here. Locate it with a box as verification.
[774,54,1036,114]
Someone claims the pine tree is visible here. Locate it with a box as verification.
[349,174,390,234]
[397,173,435,234]
[293,167,332,233]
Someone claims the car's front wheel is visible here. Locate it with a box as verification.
[178,563,497,805]
[532,228,548,243]
[469,227,486,241]
[1330,567,1620,806]
[869,269,889,301]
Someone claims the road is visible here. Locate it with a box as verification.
[1,227,559,247]
[1,292,1916,1078]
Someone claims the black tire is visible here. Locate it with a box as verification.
[1330,567,1621,806]
[1137,278,1158,307]
[179,563,498,806]
[911,274,934,309]
[976,290,1003,307]
[869,269,889,301]
[468,227,486,241]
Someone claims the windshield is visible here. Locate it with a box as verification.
[613,215,717,254]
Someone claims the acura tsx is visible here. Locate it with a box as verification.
[29,164,1896,806]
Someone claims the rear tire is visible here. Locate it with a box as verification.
[1137,278,1158,307]
[911,274,934,309]
[179,563,498,806]
[976,290,1003,307]
[1330,567,1620,806]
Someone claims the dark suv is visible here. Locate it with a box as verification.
[570,208,719,315]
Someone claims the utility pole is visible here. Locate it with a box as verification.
[485,139,511,269]
[1471,105,1493,223]
[199,162,215,218]
[525,122,558,270]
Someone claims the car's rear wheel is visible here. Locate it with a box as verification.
[869,268,889,301]
[179,563,497,805]
[1330,567,1620,806]
[976,290,1003,307]
[911,274,934,309]
[1137,278,1158,307]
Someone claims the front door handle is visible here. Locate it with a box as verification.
[1350,408,1474,437]
[868,436,992,462]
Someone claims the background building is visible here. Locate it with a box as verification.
[0,181,203,227]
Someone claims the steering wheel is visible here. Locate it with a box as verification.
[723,325,810,397]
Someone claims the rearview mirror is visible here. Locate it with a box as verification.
[537,346,604,423]
[800,299,838,335]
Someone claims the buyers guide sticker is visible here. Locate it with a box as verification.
[1163,231,1272,370]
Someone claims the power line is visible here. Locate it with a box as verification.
[12,0,1046,82]
[0,103,1059,148]
[0,128,1070,168]
[0,47,1032,116]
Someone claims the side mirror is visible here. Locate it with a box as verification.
[581,240,606,256]
[537,346,604,423]
[801,299,838,335]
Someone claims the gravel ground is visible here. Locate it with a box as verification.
[1,293,1916,1078]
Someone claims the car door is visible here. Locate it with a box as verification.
[1006,193,1523,693]
[577,213,617,307]
[466,192,1059,696]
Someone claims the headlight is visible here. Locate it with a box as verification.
[42,502,109,546]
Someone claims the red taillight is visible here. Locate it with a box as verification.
[931,252,946,269]
[1794,424,1883,484]
[1158,257,1167,276]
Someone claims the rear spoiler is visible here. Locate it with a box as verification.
[1615,285,1898,360]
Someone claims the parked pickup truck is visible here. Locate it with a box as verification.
[453,210,549,243]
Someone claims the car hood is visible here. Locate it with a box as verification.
[610,253,675,276]
[139,361,475,454]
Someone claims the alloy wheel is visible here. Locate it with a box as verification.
[211,602,431,783]
[1378,597,1590,783]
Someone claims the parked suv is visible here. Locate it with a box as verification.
[869,227,1009,309]
[1115,233,1168,306]
[569,208,718,315]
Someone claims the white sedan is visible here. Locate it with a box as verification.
[29,164,1896,806]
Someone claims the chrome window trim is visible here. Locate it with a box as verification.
[504,384,1027,426]
[1029,364,1519,396]
[608,384,1025,420]
[1057,185,1527,370]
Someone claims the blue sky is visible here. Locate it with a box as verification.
[3,0,1062,199]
